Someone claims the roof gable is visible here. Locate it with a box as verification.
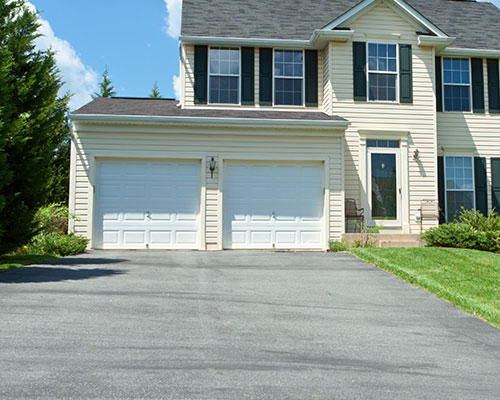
[324,0,448,37]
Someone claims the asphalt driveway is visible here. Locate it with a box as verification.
[1,251,500,399]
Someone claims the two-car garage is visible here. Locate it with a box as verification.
[94,159,326,250]
[69,98,347,251]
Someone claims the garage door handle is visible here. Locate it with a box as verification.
[271,212,276,220]
[146,211,151,220]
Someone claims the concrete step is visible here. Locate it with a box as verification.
[342,233,424,248]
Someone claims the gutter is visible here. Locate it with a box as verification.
[69,113,350,129]
[180,30,354,49]
[439,47,500,57]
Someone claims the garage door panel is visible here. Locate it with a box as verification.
[95,159,200,249]
[224,161,324,249]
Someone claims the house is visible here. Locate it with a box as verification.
[69,0,500,251]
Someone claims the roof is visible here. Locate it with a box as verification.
[71,98,347,122]
[180,0,500,50]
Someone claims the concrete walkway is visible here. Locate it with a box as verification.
[1,250,500,399]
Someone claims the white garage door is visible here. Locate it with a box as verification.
[95,159,201,249]
[223,161,324,249]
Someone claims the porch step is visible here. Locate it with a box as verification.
[342,233,424,248]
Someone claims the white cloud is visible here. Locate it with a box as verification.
[164,0,182,38]
[27,2,98,110]
[173,74,181,99]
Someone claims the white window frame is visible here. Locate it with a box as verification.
[444,155,475,222]
[442,57,472,113]
[272,49,305,107]
[366,41,399,103]
[208,46,241,105]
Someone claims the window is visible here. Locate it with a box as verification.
[367,140,400,148]
[274,50,303,106]
[445,156,475,221]
[443,58,471,112]
[209,47,239,104]
[368,43,397,101]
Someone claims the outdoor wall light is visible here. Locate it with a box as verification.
[209,157,216,178]
[413,149,420,161]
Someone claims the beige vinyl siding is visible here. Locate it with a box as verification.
[326,0,438,233]
[438,59,500,212]
[71,122,344,248]
[183,44,195,106]
[322,46,332,115]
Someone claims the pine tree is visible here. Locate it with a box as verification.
[149,81,161,98]
[92,66,116,99]
[0,0,69,253]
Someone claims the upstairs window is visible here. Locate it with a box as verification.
[443,58,471,112]
[209,47,239,104]
[274,50,303,106]
[445,156,475,221]
[368,43,398,101]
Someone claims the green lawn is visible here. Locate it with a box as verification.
[351,247,500,328]
[0,255,55,271]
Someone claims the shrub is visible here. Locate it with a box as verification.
[34,203,71,234]
[329,239,350,252]
[457,209,500,232]
[26,232,89,257]
[422,223,500,253]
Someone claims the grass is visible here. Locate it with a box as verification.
[350,247,500,328]
[0,254,56,272]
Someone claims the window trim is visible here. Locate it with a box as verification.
[442,57,472,113]
[207,46,241,105]
[444,155,476,222]
[366,41,399,103]
[272,49,305,107]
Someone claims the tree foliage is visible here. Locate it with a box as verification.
[149,81,161,98]
[92,65,116,98]
[0,0,69,253]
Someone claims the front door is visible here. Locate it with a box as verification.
[367,142,401,227]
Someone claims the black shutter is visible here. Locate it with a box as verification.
[492,158,500,212]
[241,47,255,105]
[471,58,485,113]
[474,157,488,215]
[437,156,446,223]
[194,45,208,104]
[399,44,412,103]
[305,50,318,107]
[488,59,500,113]
[435,56,443,112]
[353,42,366,101]
[259,48,272,106]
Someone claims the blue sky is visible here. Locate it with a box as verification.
[30,0,181,110]
[28,0,500,110]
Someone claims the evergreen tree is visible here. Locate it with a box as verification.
[92,66,116,98]
[0,0,69,253]
[149,81,161,98]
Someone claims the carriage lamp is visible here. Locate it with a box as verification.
[209,157,216,178]
[413,149,420,161]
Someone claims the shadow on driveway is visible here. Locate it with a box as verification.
[0,257,128,284]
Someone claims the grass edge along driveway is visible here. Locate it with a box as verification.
[0,255,56,272]
[351,247,500,329]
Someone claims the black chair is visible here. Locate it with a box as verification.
[345,198,364,233]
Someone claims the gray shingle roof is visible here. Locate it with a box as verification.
[181,0,500,50]
[71,97,347,122]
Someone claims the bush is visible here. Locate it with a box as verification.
[34,203,71,234]
[26,232,89,257]
[457,209,500,232]
[329,239,350,252]
[19,204,88,257]
[422,223,500,253]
